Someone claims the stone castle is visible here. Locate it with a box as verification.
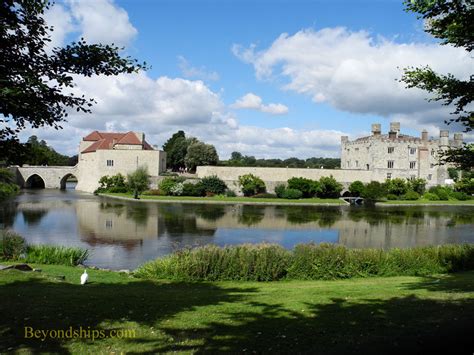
[340,122,463,185]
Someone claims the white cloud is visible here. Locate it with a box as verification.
[233,27,472,130]
[178,56,219,81]
[231,93,289,115]
[44,0,137,47]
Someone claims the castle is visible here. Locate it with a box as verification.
[75,131,166,192]
[340,122,463,185]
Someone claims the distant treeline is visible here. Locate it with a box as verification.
[219,152,341,169]
[0,136,77,166]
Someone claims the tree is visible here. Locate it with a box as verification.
[0,1,145,147]
[401,1,473,169]
[185,141,219,172]
[127,167,150,198]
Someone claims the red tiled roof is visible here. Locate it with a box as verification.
[81,131,154,153]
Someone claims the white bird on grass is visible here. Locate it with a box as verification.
[80,270,88,285]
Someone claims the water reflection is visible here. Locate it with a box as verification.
[0,189,473,270]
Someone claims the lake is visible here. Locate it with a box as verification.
[0,187,473,270]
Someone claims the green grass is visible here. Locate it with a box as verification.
[103,192,345,205]
[0,264,473,353]
[379,199,474,205]
[24,245,89,266]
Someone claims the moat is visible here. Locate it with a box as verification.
[1,186,473,270]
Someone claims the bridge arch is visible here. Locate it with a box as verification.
[60,173,78,190]
[25,174,46,189]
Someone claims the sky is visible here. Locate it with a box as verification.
[23,0,472,159]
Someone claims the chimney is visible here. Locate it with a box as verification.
[341,136,349,143]
[371,123,381,136]
[388,131,397,140]
[453,133,463,147]
[439,130,449,147]
[134,132,145,144]
[421,130,428,141]
[390,122,400,134]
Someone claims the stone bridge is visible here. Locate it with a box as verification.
[11,166,78,189]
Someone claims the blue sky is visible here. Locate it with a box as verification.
[27,0,471,158]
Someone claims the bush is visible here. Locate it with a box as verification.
[454,178,474,195]
[423,192,439,201]
[348,181,366,197]
[170,182,184,196]
[25,245,89,266]
[385,178,408,196]
[238,174,266,196]
[318,176,343,198]
[142,189,165,196]
[451,191,471,201]
[386,194,398,200]
[361,181,386,201]
[428,186,451,200]
[182,182,205,197]
[127,166,150,196]
[402,190,420,200]
[409,178,427,195]
[0,182,19,200]
[159,176,185,195]
[281,188,303,199]
[0,230,26,260]
[274,184,286,198]
[287,177,320,198]
[98,173,127,192]
[225,189,237,197]
[136,243,474,281]
[200,175,227,195]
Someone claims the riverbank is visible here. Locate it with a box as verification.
[377,199,474,206]
[101,192,346,205]
[1,263,473,353]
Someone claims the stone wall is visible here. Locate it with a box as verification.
[196,166,374,194]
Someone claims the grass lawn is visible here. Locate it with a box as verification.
[379,199,474,205]
[103,192,345,205]
[1,264,473,354]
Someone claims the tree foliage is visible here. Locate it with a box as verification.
[224,152,341,169]
[0,0,145,144]
[185,141,219,173]
[127,167,150,196]
[401,0,473,131]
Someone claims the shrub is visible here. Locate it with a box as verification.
[0,168,15,184]
[402,190,420,200]
[281,188,303,199]
[274,184,286,198]
[225,189,237,197]
[0,182,19,200]
[200,175,227,195]
[385,178,408,196]
[409,178,427,195]
[238,174,266,196]
[423,192,439,201]
[386,194,398,200]
[348,180,365,197]
[142,189,164,196]
[25,245,89,266]
[0,230,26,260]
[361,181,386,201]
[170,182,184,196]
[454,178,474,195]
[127,167,150,196]
[159,176,185,195]
[318,176,343,198]
[98,173,127,192]
[451,191,471,201]
[287,177,320,198]
[182,182,205,196]
[428,186,451,200]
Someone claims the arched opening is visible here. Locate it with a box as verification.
[25,174,45,189]
[342,190,351,197]
[60,174,78,190]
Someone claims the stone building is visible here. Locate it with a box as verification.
[340,122,463,185]
[75,131,166,193]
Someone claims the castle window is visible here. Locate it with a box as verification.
[387,173,392,179]
[410,161,416,169]
[366,164,370,170]
[355,160,359,167]
[387,160,394,169]
[355,148,359,152]
[427,174,432,180]
[410,148,416,155]
[106,159,114,167]
[410,175,416,180]
[388,147,394,154]
[431,149,435,156]
[347,161,350,168]
[105,220,113,229]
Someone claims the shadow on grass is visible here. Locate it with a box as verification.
[1,272,473,354]
[0,275,256,354]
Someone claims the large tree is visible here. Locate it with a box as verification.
[401,0,473,170]
[184,141,219,173]
[0,0,145,150]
